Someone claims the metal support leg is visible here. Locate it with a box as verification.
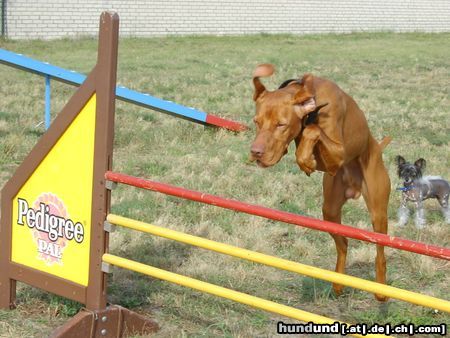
[45,75,51,130]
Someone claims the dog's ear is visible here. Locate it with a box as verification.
[414,158,426,171]
[292,74,316,118]
[253,64,274,101]
[395,155,406,167]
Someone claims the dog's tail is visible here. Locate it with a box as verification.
[253,64,275,101]
[379,136,392,151]
[253,63,275,79]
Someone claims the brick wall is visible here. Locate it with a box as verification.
[4,0,450,39]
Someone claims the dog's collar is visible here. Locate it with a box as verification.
[396,185,415,192]
[302,103,329,127]
[277,79,328,128]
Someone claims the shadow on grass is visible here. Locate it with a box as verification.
[300,277,335,302]
[16,284,82,317]
[108,235,194,308]
[25,128,44,138]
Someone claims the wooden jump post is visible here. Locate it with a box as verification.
[0,12,158,337]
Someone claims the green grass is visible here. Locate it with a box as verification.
[0,32,449,337]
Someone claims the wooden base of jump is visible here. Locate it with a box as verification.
[50,305,158,338]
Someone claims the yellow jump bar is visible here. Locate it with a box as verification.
[103,253,387,338]
[107,214,450,313]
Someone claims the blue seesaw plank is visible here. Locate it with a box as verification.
[0,48,246,130]
[0,49,87,85]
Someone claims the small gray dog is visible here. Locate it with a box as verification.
[396,156,450,228]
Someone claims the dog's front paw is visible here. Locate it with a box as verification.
[414,216,426,229]
[297,155,317,176]
[415,220,425,229]
[375,294,389,302]
[332,283,344,297]
[397,206,409,227]
[397,216,408,227]
[443,208,450,224]
[397,220,407,227]
[415,209,426,229]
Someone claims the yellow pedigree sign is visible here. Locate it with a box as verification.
[11,94,96,286]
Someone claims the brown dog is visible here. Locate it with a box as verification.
[250,64,391,301]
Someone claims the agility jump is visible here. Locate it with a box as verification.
[0,12,449,338]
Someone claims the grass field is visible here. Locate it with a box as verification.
[0,32,449,337]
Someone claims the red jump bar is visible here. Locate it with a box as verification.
[105,171,450,261]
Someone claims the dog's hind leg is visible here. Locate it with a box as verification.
[360,137,390,301]
[444,208,450,224]
[437,194,450,224]
[443,207,450,224]
[322,169,349,296]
